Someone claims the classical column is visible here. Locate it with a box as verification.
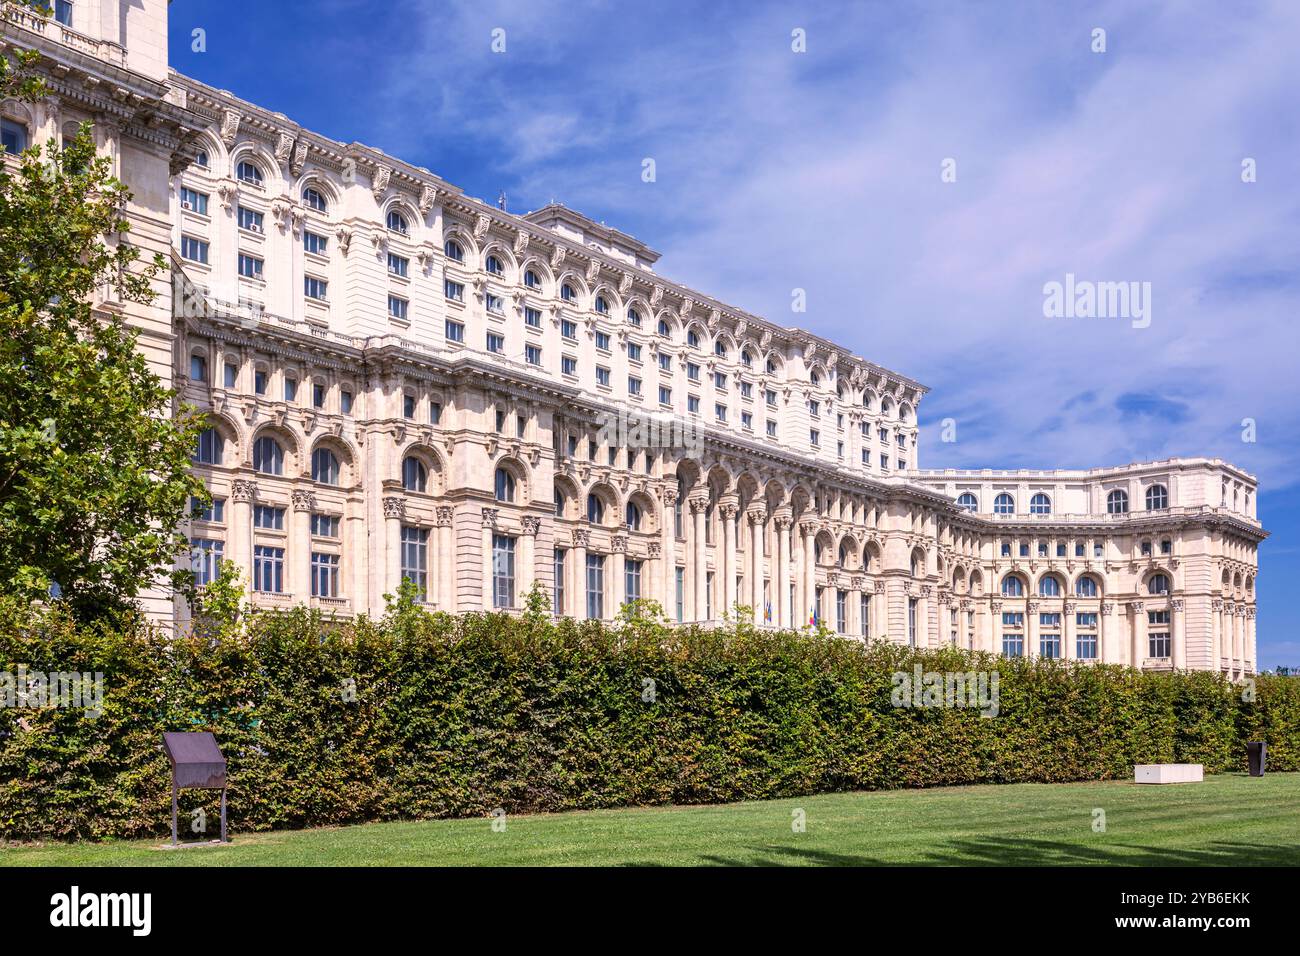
[572,529,589,619]
[775,511,793,628]
[382,494,406,600]
[919,586,933,648]
[990,599,1003,655]
[874,580,886,642]
[1171,598,1186,670]
[689,493,709,621]
[610,534,627,617]
[647,541,663,607]
[960,599,973,650]
[1232,605,1244,679]
[1130,601,1146,669]
[1026,600,1039,659]
[800,520,818,627]
[291,489,315,602]
[1100,602,1114,663]
[481,508,498,610]
[1210,598,1223,675]
[1224,602,1237,680]
[850,577,864,637]
[720,498,739,617]
[435,506,455,611]
[660,488,678,614]
[1246,607,1256,675]
[1063,601,1076,661]
[748,507,767,625]
[230,479,257,597]
[520,516,541,605]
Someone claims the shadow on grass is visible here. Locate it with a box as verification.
[623,838,1300,867]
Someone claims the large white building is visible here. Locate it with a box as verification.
[2,2,1264,674]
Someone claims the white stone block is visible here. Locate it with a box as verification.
[1134,763,1204,784]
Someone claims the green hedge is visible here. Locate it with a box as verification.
[1,596,1296,841]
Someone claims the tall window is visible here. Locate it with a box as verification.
[1039,575,1061,597]
[907,597,917,646]
[1001,612,1024,658]
[625,558,643,606]
[1076,613,1098,659]
[386,209,409,235]
[302,187,328,212]
[400,526,429,601]
[494,468,516,503]
[444,239,464,262]
[675,567,684,623]
[1148,609,1171,658]
[836,590,847,634]
[860,594,869,637]
[252,545,284,593]
[585,554,605,619]
[311,553,340,598]
[1000,575,1024,597]
[1145,484,1169,511]
[236,160,263,185]
[251,436,284,475]
[1147,573,1170,595]
[492,535,516,609]
[190,539,224,586]
[311,448,340,485]
[192,427,224,465]
[553,549,566,615]
[625,502,642,530]
[2,118,29,154]
[586,494,604,524]
[1106,489,1129,514]
[1039,613,1061,658]
[403,457,428,493]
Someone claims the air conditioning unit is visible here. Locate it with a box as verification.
[181,201,192,211]
[250,224,263,234]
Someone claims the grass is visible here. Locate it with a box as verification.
[3,772,1298,866]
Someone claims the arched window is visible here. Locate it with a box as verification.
[657,319,670,336]
[1148,573,1171,595]
[993,493,1015,515]
[956,493,978,513]
[838,544,850,568]
[1076,576,1098,597]
[189,352,208,383]
[191,427,224,465]
[494,467,516,503]
[627,307,641,327]
[252,435,284,475]
[1145,484,1169,511]
[524,268,540,288]
[561,283,575,302]
[485,254,504,275]
[2,118,28,154]
[311,448,340,485]
[444,239,464,262]
[626,502,642,530]
[714,340,727,358]
[810,369,822,387]
[402,456,428,493]
[1039,575,1061,597]
[236,160,263,185]
[1107,489,1129,514]
[194,148,209,169]
[687,329,699,348]
[594,295,609,315]
[554,489,565,517]
[741,350,753,368]
[386,210,409,235]
[1029,493,1052,515]
[302,187,328,212]
[881,397,894,418]
[586,493,604,524]
[766,358,777,374]
[1001,575,1024,597]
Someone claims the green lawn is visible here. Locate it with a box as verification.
[4,772,1298,866]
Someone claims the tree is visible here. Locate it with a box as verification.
[0,38,206,619]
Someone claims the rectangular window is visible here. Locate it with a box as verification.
[311,553,340,598]
[190,495,225,523]
[1,118,28,154]
[341,390,354,414]
[252,545,284,593]
[303,231,329,255]
[808,399,820,418]
[254,370,268,395]
[403,394,416,419]
[659,385,672,405]
[444,279,465,302]
[553,549,566,615]
[388,295,409,321]
[526,344,542,366]
[238,253,264,279]
[486,331,505,353]
[1001,612,1024,658]
[284,377,297,402]
[1148,610,1171,658]
[766,389,777,407]
[492,535,516,609]
[625,558,643,606]
[596,366,611,387]
[809,429,820,447]
[304,276,328,300]
[766,420,777,437]
[443,319,465,343]
[237,206,264,232]
[715,403,727,422]
[312,382,326,408]
[907,597,917,646]
[585,553,605,620]
[741,411,753,429]
[675,566,685,622]
[1076,613,1098,659]
[659,354,672,371]
[525,306,542,328]
[180,235,209,264]
[253,505,285,530]
[190,539,224,586]
[627,343,642,362]
[628,376,642,396]
[595,331,611,351]
[740,381,752,399]
[688,395,700,414]
[486,293,504,315]
[387,252,409,277]
[310,514,341,538]
[400,526,429,601]
[714,371,727,391]
[562,356,578,376]
[180,187,209,215]
[860,594,870,637]
[223,362,238,388]
[1039,613,1061,659]
[687,362,700,381]
[836,589,847,634]
[561,319,578,340]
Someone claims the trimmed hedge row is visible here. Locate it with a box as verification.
[1,597,1296,841]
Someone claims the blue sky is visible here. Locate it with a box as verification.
[170,0,1300,667]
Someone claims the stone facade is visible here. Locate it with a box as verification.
[2,3,1264,673]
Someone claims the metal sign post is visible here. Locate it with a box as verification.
[162,732,229,845]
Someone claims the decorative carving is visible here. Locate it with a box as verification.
[513,230,529,255]
[550,245,567,270]
[1171,599,1185,612]
[220,108,240,147]
[231,479,258,503]
[382,496,406,519]
[618,272,632,296]
[521,516,542,536]
[650,285,663,306]
[707,308,720,331]
[336,226,353,256]
[572,528,590,548]
[647,541,662,558]
[435,506,455,526]
[275,131,294,165]
[481,507,499,528]
[371,165,391,201]
[474,213,491,239]
[612,535,628,552]
[418,184,436,214]
[1101,602,1114,614]
[291,489,316,512]
[585,258,600,283]
[290,140,308,177]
